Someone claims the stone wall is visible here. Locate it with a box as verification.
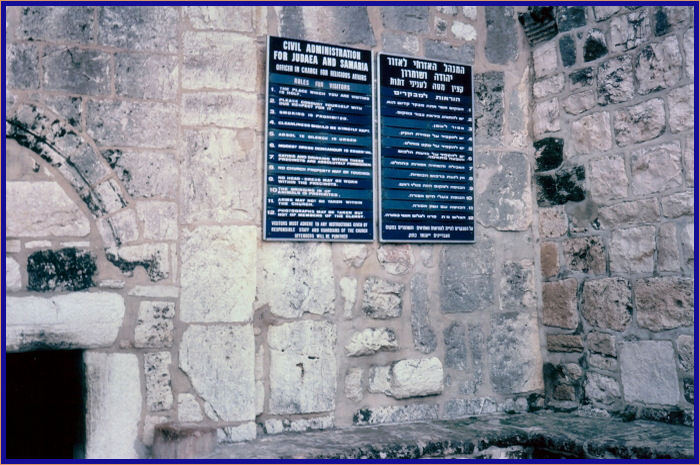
[527,5,695,423]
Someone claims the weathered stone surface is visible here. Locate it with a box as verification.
[27,248,96,292]
[98,6,178,52]
[263,416,334,435]
[181,92,259,128]
[533,98,560,135]
[547,334,584,352]
[598,199,660,227]
[593,6,620,21]
[562,236,606,274]
[6,257,22,292]
[363,276,403,319]
[597,56,634,105]
[583,29,608,62]
[7,43,39,89]
[377,245,414,275]
[477,152,531,230]
[485,6,518,64]
[500,260,535,311]
[6,181,90,237]
[136,201,177,241]
[609,226,655,273]
[135,301,175,348]
[533,137,563,172]
[180,324,255,421]
[581,278,632,331]
[339,277,357,319]
[559,35,576,67]
[683,29,694,79]
[84,352,141,459]
[586,333,616,357]
[345,328,398,357]
[636,36,682,94]
[182,226,255,322]
[307,7,376,46]
[6,293,125,351]
[556,6,586,31]
[368,366,391,394]
[184,6,255,31]
[178,394,203,422]
[19,6,94,42]
[345,367,364,402]
[102,209,139,247]
[382,34,420,56]
[539,207,567,238]
[183,32,257,92]
[144,351,173,412]
[584,372,621,406]
[342,244,369,267]
[635,278,693,331]
[106,243,170,281]
[656,223,680,272]
[268,320,336,414]
[533,41,558,78]
[440,241,494,313]
[533,73,565,99]
[218,423,257,443]
[444,322,467,370]
[42,47,111,95]
[588,155,628,203]
[680,223,694,270]
[352,404,439,426]
[676,335,694,372]
[569,67,594,89]
[115,53,178,100]
[610,10,650,51]
[542,279,578,329]
[424,40,474,64]
[103,149,178,199]
[87,101,177,148]
[42,95,82,128]
[94,179,125,214]
[474,72,504,143]
[451,21,476,42]
[667,85,693,133]
[571,112,612,153]
[613,98,665,146]
[630,142,682,195]
[143,415,168,447]
[541,242,559,278]
[620,341,680,405]
[389,357,444,399]
[410,274,436,354]
[382,6,428,33]
[655,6,690,36]
[488,312,543,394]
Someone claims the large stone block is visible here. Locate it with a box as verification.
[620,341,680,405]
[562,90,596,115]
[352,404,439,426]
[533,73,565,100]
[597,56,634,105]
[424,40,475,64]
[259,243,334,318]
[569,67,594,89]
[136,201,178,241]
[473,72,504,143]
[630,142,682,195]
[27,248,96,292]
[533,41,558,78]
[532,98,560,135]
[135,301,175,348]
[588,154,628,203]
[144,351,173,412]
[583,29,608,62]
[485,6,518,64]
[180,324,255,421]
[87,101,178,148]
[613,98,666,146]
[500,260,535,311]
[635,278,693,331]
[6,181,90,237]
[19,6,94,42]
[98,6,178,52]
[542,279,578,329]
[42,47,111,96]
[547,334,583,352]
[377,245,414,275]
[115,53,178,100]
[6,43,39,89]
[667,85,693,133]
[444,322,467,370]
[411,274,437,354]
[635,36,683,94]
[389,357,444,399]
[656,223,681,272]
[181,92,259,128]
[654,6,690,35]
[299,7,376,46]
[440,241,494,313]
[586,332,616,357]
[584,372,621,406]
[177,394,203,422]
[533,137,563,172]
[562,236,606,275]
[339,276,357,318]
[488,312,543,394]
[381,6,428,33]
[6,257,22,292]
[268,320,336,414]
[184,6,255,31]
[540,242,559,278]
[84,352,141,459]
[106,243,169,281]
[610,226,655,273]
[610,10,650,51]
[598,198,660,227]
[539,206,568,238]
[683,29,694,79]
[345,328,398,356]
[477,152,531,230]
[581,278,632,331]
[181,226,256,323]
[661,192,693,218]
[571,112,612,153]
[362,276,403,319]
[103,149,178,199]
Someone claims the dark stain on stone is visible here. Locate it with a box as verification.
[353,408,372,424]
[559,35,576,67]
[583,31,608,62]
[569,67,593,88]
[534,137,564,172]
[27,248,96,292]
[654,7,670,36]
[556,6,586,32]
[536,165,585,206]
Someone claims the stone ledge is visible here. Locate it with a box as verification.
[205,412,693,460]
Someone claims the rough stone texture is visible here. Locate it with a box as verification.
[135,301,175,348]
[143,415,168,447]
[562,237,606,274]
[614,99,666,147]
[179,324,255,421]
[136,201,178,241]
[6,256,22,292]
[342,244,368,267]
[94,179,125,214]
[535,164,586,207]
[217,423,257,443]
[533,137,563,172]
[40,95,82,128]
[635,278,693,331]
[444,322,467,370]
[84,352,141,459]
[345,368,364,402]
[185,92,257,127]
[594,6,621,21]
[145,352,173,412]
[656,223,681,272]
[268,320,336,414]
[680,223,694,270]
[485,6,518,64]
[559,35,576,67]
[667,85,693,133]
[6,181,90,237]
[87,100,177,148]
[539,207,568,238]
[382,6,428,33]
[183,32,257,92]
[102,210,139,247]
[98,6,178,52]
[259,243,334,318]
[440,241,494,313]
[533,98,560,135]
[588,354,617,372]
[377,245,414,275]
[115,53,178,100]
[620,341,680,405]
[6,43,39,89]
[181,226,256,323]
[263,416,334,435]
[18,6,94,42]
[345,328,398,357]
[6,293,125,352]
[339,277,357,319]
[473,72,504,143]
[500,260,535,311]
[547,334,584,352]
[105,243,170,281]
[610,10,651,51]
[27,248,96,292]
[542,279,578,329]
[597,56,635,104]
[571,112,612,153]
[676,335,694,372]
[586,333,617,357]
[610,226,655,273]
[533,41,558,78]
[598,199,660,227]
[352,404,439,426]
[423,40,475,64]
[588,155,628,203]
[42,47,111,95]
[103,149,178,199]
[655,6,690,36]
[382,34,420,56]
[533,73,565,99]
[581,278,632,331]
[584,372,621,406]
[389,357,444,399]
[540,243,559,278]
[478,152,531,230]
[683,29,693,79]
[631,141,684,196]
[178,394,204,422]
[368,366,391,394]
[635,36,683,94]
[410,274,437,354]
[362,276,403,319]
[488,313,543,394]
[661,192,693,218]
[556,6,586,31]
[569,67,594,89]
[451,22,476,42]
[583,29,608,62]
[184,6,255,31]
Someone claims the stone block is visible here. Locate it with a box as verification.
[135,301,175,348]
[559,35,576,67]
[6,43,39,89]
[143,415,168,447]
[377,245,414,275]
[178,394,203,422]
[473,72,504,143]
[381,6,428,33]
[137,201,178,241]
[682,135,694,186]
[19,6,94,42]
[533,98,560,135]
[345,328,398,356]
[115,53,178,100]
[98,6,178,52]
[477,152,531,230]
[339,277,357,318]
[100,209,139,246]
[533,137,563,172]
[598,199,659,227]
[614,98,666,147]
[562,236,606,274]
[259,243,334,318]
[597,56,635,105]
[217,422,256,443]
[451,21,477,42]
[535,165,586,207]
[661,192,693,219]
[630,142,682,195]
[42,95,82,128]
[152,424,217,459]
[683,29,694,79]
[440,242,494,313]
[103,149,178,199]
[345,368,363,402]
[547,334,584,352]
[389,357,444,399]
[542,279,578,329]
[488,312,543,394]
[382,34,420,56]
[584,372,620,406]
[655,6,690,36]
[500,260,535,311]
[680,223,694,270]
[556,6,586,31]
[636,36,682,94]
[181,226,256,323]
[145,352,173,412]
[362,276,403,319]
[588,154,628,203]
[368,366,391,394]
[593,6,620,21]
[620,341,680,405]
[485,6,518,64]
[87,101,178,148]
[583,29,608,62]
[6,181,90,237]
[84,352,141,458]
[540,242,559,278]
[668,85,693,133]
[42,47,111,96]
[263,416,333,435]
[569,67,594,89]
[324,7,376,46]
[94,180,125,214]
[183,32,258,92]
[533,74,565,99]
[676,335,694,372]
[184,6,255,31]
[106,243,170,281]
[410,273,437,354]
[268,320,336,414]
[581,278,632,331]
[352,404,439,426]
[533,41,558,78]
[635,278,693,331]
[586,333,616,357]
[571,112,612,153]
[179,324,255,421]
[6,256,22,292]
[444,322,467,370]
[342,244,368,267]
[181,92,259,128]
[610,10,650,51]
[539,206,567,238]
[610,226,655,273]
[27,248,96,292]
[656,223,681,272]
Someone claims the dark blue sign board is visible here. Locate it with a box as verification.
[378,53,474,242]
[264,36,374,241]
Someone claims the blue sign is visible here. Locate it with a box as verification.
[378,53,474,242]
[264,36,374,241]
